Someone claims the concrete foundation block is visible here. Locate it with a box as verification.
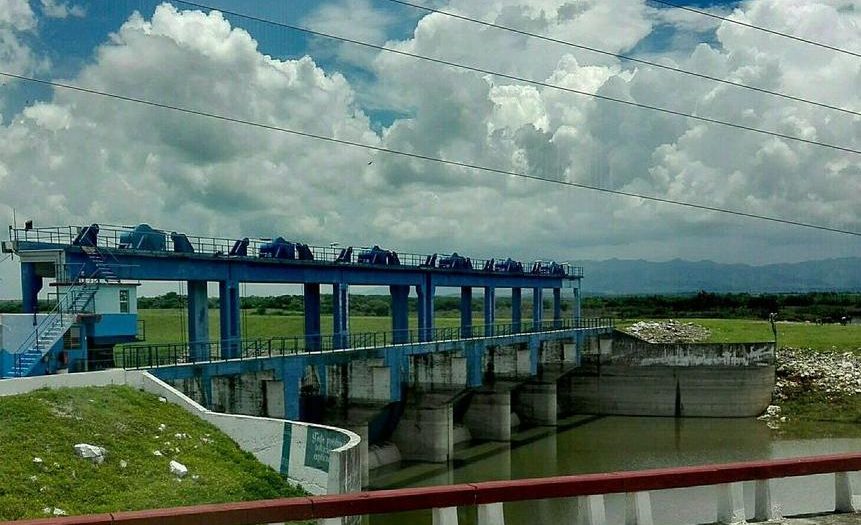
[464,391,511,441]
[391,405,453,463]
[432,507,458,525]
[625,491,654,525]
[516,348,531,374]
[575,495,607,525]
[754,478,781,521]
[716,482,747,524]
[477,502,504,525]
[563,343,578,364]
[835,472,861,513]
[515,382,557,426]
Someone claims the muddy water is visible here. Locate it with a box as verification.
[367,416,861,525]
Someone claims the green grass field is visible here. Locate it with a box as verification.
[137,309,510,344]
[137,310,859,351]
[617,318,860,351]
[0,386,304,520]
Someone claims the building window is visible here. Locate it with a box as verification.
[119,289,130,313]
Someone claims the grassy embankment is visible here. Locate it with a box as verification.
[0,386,305,520]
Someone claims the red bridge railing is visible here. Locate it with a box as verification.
[5,453,861,525]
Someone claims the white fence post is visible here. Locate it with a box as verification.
[432,506,459,525]
[716,482,746,524]
[754,479,780,521]
[835,472,861,513]
[575,495,607,525]
[477,502,504,525]
[625,491,654,525]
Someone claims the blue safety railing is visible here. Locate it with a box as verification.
[10,224,584,278]
[117,317,614,369]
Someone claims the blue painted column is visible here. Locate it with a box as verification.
[416,276,435,342]
[574,284,584,351]
[21,263,43,314]
[390,285,410,343]
[484,287,496,336]
[553,288,562,329]
[460,287,472,338]
[532,288,543,330]
[511,287,522,333]
[384,348,404,401]
[187,280,210,361]
[218,280,241,359]
[465,340,484,388]
[304,283,321,351]
[332,283,349,349]
[282,361,303,420]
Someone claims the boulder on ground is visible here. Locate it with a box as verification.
[74,444,106,464]
[169,460,188,478]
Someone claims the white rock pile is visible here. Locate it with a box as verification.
[626,319,711,343]
[775,348,861,401]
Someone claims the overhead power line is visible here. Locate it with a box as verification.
[650,0,861,59]
[1,70,858,238]
[381,0,860,118]
[169,1,861,156]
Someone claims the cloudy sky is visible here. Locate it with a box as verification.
[0,0,859,297]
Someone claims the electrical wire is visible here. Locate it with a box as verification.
[649,0,861,59]
[0,70,857,237]
[162,2,861,156]
[378,0,861,117]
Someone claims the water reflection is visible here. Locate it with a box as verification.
[368,416,861,525]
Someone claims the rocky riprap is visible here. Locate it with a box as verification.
[625,319,711,343]
[775,347,861,402]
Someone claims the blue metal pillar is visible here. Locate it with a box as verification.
[511,287,522,333]
[332,283,349,349]
[282,361,303,420]
[187,280,210,361]
[574,284,584,351]
[390,285,410,344]
[385,348,404,401]
[304,283,321,351]
[553,288,562,329]
[218,280,240,359]
[460,287,473,338]
[21,263,43,314]
[465,341,483,388]
[532,287,543,330]
[484,287,495,336]
[416,276,435,342]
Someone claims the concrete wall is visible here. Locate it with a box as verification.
[603,332,775,367]
[561,365,775,418]
[0,370,362,496]
[410,352,468,390]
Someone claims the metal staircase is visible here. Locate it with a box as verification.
[8,280,99,377]
[81,245,120,282]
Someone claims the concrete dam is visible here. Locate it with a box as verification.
[1,223,776,491]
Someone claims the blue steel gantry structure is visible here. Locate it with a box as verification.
[7,224,585,352]
[3,224,613,420]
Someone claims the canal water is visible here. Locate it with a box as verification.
[368,416,861,525]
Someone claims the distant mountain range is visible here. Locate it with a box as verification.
[575,257,861,295]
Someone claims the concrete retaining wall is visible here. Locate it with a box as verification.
[561,364,775,417]
[0,370,362,495]
[605,332,775,367]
